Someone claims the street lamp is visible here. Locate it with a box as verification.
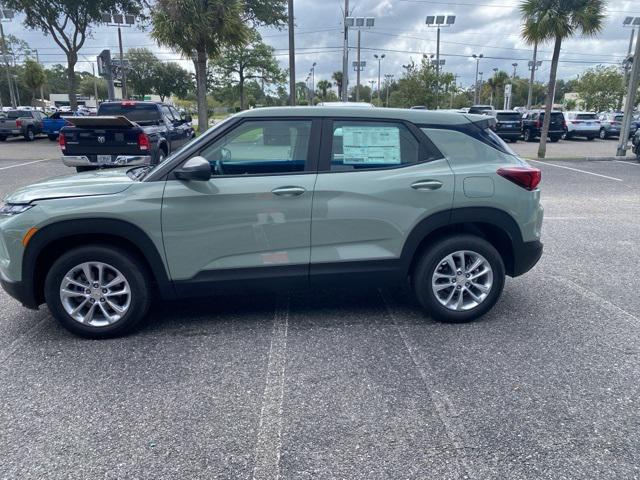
[512,63,518,79]
[346,16,375,101]
[101,12,135,99]
[384,73,394,108]
[0,6,16,107]
[310,62,317,99]
[426,15,455,109]
[478,72,484,103]
[472,53,483,104]
[373,54,385,99]
[368,80,376,102]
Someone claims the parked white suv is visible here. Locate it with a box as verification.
[564,111,601,140]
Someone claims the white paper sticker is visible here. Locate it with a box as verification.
[341,126,401,164]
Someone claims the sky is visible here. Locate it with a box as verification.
[2,0,640,94]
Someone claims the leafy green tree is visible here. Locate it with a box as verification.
[153,62,193,101]
[348,84,372,103]
[316,79,332,100]
[521,0,605,158]
[5,0,143,110]
[0,34,33,60]
[126,48,161,99]
[79,75,108,100]
[575,65,625,112]
[44,64,68,97]
[22,58,45,105]
[211,32,284,110]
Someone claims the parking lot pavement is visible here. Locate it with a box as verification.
[1,156,639,477]
[511,136,634,160]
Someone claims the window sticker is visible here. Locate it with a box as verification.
[341,126,401,164]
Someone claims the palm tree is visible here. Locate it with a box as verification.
[151,0,248,133]
[487,70,510,108]
[521,0,605,158]
[331,71,343,99]
[316,79,332,100]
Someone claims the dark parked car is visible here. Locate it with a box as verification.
[60,101,193,172]
[633,128,640,161]
[489,110,523,142]
[0,110,45,141]
[468,105,495,115]
[521,110,565,143]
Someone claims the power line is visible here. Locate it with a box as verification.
[396,0,640,14]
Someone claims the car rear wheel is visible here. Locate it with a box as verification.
[24,128,35,142]
[413,235,505,323]
[44,245,151,338]
[523,129,533,142]
[48,134,58,141]
[599,128,607,140]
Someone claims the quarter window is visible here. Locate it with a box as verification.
[330,121,420,171]
[200,119,312,176]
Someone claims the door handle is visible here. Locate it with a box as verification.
[271,186,306,197]
[411,180,443,191]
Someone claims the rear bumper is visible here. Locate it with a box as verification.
[568,128,599,136]
[511,240,543,277]
[62,155,152,167]
[0,276,39,309]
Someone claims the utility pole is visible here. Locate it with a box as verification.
[356,29,361,101]
[384,73,393,108]
[288,0,296,105]
[472,53,483,104]
[527,42,539,109]
[0,11,16,108]
[342,0,349,102]
[512,63,518,79]
[617,24,640,157]
[347,16,374,103]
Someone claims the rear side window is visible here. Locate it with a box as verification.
[497,112,521,122]
[329,120,419,171]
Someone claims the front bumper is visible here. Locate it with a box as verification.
[511,240,543,277]
[62,155,152,167]
[0,276,39,309]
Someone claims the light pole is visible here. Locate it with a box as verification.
[478,72,484,103]
[311,62,317,100]
[527,42,541,109]
[346,16,375,102]
[101,12,135,99]
[0,6,16,107]
[512,63,518,79]
[373,53,385,100]
[622,17,639,99]
[384,74,394,107]
[617,16,640,157]
[342,0,350,102]
[426,15,455,110]
[472,53,483,104]
[368,80,376,102]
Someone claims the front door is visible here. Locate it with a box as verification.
[161,118,319,294]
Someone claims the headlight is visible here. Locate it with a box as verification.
[0,203,33,216]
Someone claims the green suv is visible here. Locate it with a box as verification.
[0,107,543,338]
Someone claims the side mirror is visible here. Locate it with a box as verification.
[174,156,211,181]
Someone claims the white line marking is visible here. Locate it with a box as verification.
[379,289,478,480]
[253,296,290,480]
[0,158,55,170]
[614,160,640,167]
[529,159,623,181]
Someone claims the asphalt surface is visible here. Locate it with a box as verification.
[1,138,639,479]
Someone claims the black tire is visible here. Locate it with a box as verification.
[48,134,58,141]
[587,136,595,141]
[24,127,35,142]
[44,245,151,338]
[0,135,6,141]
[599,129,607,140]
[75,166,98,173]
[549,136,560,143]
[156,146,167,165]
[523,129,533,142]
[412,235,505,323]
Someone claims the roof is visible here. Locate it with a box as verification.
[236,106,479,126]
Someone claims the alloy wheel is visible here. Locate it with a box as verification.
[431,250,493,311]
[59,261,131,327]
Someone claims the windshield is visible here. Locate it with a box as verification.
[98,103,162,124]
[497,112,521,122]
[576,113,597,120]
[7,111,32,119]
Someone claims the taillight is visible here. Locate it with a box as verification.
[15,119,22,128]
[497,166,541,191]
[121,101,136,107]
[137,133,150,151]
[58,133,66,151]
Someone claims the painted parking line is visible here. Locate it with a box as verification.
[0,158,55,170]
[529,159,623,182]
[613,160,640,167]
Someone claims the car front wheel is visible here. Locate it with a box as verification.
[523,129,533,142]
[44,245,151,338]
[413,235,505,323]
[599,129,607,140]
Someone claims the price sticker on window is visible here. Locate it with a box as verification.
[342,126,401,165]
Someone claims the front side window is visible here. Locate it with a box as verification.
[330,121,420,171]
[200,119,312,176]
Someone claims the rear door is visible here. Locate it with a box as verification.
[161,117,321,292]
[309,118,453,281]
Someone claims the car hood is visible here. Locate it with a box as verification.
[4,168,135,204]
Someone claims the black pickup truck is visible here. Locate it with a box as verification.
[60,101,193,172]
